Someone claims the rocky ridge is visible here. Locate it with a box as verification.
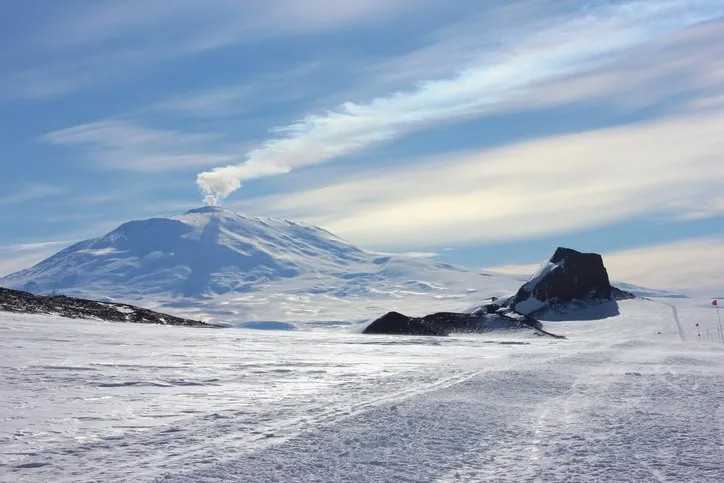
[0,287,217,328]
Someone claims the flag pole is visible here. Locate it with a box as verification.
[717,303,723,344]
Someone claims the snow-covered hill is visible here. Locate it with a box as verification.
[0,207,522,325]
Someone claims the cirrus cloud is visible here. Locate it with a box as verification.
[233,109,724,247]
[42,120,237,172]
[196,0,724,204]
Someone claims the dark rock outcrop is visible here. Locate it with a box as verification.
[0,287,218,328]
[363,308,562,338]
[363,311,448,336]
[363,246,633,336]
[504,247,634,317]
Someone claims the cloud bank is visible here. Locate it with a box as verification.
[196,0,724,204]
[234,109,724,247]
[604,237,724,292]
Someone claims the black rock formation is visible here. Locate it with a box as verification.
[363,308,563,338]
[363,311,448,336]
[505,247,634,316]
[363,247,634,336]
[0,287,218,328]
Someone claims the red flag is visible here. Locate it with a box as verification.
[713,300,719,306]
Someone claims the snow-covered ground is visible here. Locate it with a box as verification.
[1,298,723,482]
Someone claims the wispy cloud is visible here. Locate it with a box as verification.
[0,240,71,252]
[42,120,237,172]
[147,62,324,119]
[234,109,724,247]
[0,240,70,277]
[150,86,257,118]
[0,184,65,205]
[35,0,424,53]
[356,1,573,90]
[0,48,159,100]
[196,0,724,203]
[2,1,425,100]
[603,236,724,292]
[0,253,52,277]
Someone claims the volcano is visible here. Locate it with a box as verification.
[0,207,521,324]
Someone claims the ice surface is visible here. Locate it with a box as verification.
[2,297,723,482]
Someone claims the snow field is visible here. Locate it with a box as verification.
[1,297,723,482]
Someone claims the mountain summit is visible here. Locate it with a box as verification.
[1,207,371,298]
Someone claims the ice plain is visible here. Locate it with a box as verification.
[1,297,723,482]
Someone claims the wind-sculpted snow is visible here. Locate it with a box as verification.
[0,207,522,325]
[2,298,723,482]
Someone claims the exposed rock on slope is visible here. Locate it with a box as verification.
[502,247,634,317]
[0,287,217,327]
[362,311,448,336]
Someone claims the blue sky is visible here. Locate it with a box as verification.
[1,0,724,292]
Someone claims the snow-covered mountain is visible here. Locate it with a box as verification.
[2,206,375,298]
[1,207,522,325]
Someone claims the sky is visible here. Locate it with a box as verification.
[1,0,723,293]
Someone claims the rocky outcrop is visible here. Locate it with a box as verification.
[363,247,633,336]
[503,247,634,316]
[0,287,218,328]
[363,307,562,337]
[363,311,448,336]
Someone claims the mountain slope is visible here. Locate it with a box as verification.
[0,287,216,328]
[2,207,370,298]
[1,207,522,324]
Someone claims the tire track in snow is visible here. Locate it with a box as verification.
[87,368,489,482]
[464,343,724,482]
[664,302,686,341]
[163,365,569,482]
